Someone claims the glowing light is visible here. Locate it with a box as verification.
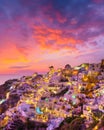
[64,97,67,101]
[102,90,104,94]
[36,107,43,114]
[72,101,76,105]
[10,86,13,90]
[94,125,98,130]
[0,99,6,104]
[72,95,76,99]
[45,98,49,102]
[6,92,10,99]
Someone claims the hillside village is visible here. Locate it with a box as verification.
[0,60,104,130]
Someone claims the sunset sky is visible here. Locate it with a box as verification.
[0,0,104,83]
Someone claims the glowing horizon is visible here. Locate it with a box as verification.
[0,0,104,75]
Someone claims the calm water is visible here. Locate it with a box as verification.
[0,72,46,85]
[0,74,23,85]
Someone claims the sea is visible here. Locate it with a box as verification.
[0,74,24,85]
[0,72,46,85]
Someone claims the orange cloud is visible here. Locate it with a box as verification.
[0,43,29,73]
[33,24,82,52]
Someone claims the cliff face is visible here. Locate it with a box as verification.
[0,79,20,115]
[0,79,19,99]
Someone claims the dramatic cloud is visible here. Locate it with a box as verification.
[0,0,104,74]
